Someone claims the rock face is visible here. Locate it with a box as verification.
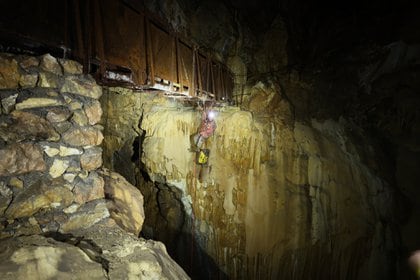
[0,227,190,280]
[101,169,145,236]
[102,88,399,279]
[0,53,188,279]
[0,235,106,280]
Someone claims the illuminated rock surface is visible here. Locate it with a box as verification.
[0,54,188,280]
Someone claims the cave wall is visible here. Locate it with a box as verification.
[102,85,400,279]
[0,53,189,279]
[0,52,108,235]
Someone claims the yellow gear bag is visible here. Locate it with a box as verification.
[197,149,209,165]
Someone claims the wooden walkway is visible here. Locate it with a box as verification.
[0,0,234,101]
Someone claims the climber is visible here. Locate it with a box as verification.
[192,108,217,150]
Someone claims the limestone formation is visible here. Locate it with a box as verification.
[62,127,103,146]
[101,89,398,279]
[0,143,46,176]
[60,76,102,99]
[101,169,145,236]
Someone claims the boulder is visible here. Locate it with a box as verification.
[5,179,73,219]
[60,200,109,232]
[73,172,105,204]
[60,76,102,99]
[101,169,145,235]
[80,147,102,171]
[62,127,103,146]
[0,235,106,280]
[39,53,63,75]
[0,143,46,176]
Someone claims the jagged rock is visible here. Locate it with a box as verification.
[0,182,12,215]
[39,53,63,75]
[38,72,59,88]
[45,107,71,123]
[81,147,102,171]
[58,58,83,74]
[73,172,105,204]
[49,158,70,178]
[0,143,46,176]
[0,111,60,142]
[71,109,88,126]
[84,100,102,125]
[60,76,102,99]
[101,169,145,236]
[62,127,103,146]
[15,97,63,110]
[60,200,109,232]
[1,93,18,114]
[19,56,39,70]
[5,179,73,219]
[59,145,83,157]
[19,73,38,88]
[8,177,23,189]
[73,223,190,280]
[0,235,106,280]
[0,55,19,89]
